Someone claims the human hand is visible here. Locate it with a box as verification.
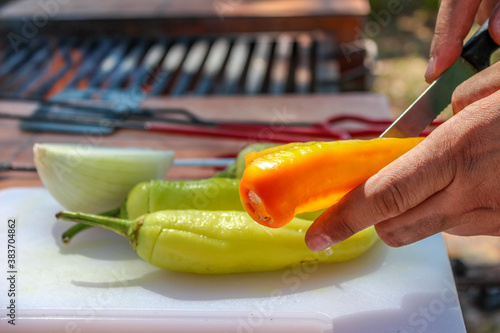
[305,87,500,251]
[305,0,500,251]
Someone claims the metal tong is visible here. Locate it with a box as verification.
[0,97,444,143]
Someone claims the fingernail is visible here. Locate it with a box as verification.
[306,233,334,252]
[424,57,435,82]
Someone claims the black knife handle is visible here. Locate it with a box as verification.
[461,19,500,71]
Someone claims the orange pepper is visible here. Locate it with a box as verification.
[239,138,424,228]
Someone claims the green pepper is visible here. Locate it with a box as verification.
[123,178,243,219]
[62,177,325,243]
[57,210,379,274]
[63,177,243,243]
[213,143,278,179]
[63,143,278,241]
[124,177,325,220]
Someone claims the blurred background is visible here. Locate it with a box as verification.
[0,0,499,331]
[369,0,438,115]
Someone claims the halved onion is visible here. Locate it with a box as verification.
[33,143,174,213]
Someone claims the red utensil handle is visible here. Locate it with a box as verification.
[146,122,331,143]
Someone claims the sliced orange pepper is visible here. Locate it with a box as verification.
[239,138,424,228]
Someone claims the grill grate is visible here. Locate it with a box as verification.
[0,32,369,100]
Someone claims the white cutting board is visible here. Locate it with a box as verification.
[0,188,466,333]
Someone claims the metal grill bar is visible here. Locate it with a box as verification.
[88,40,132,88]
[315,35,340,93]
[107,40,149,89]
[194,38,230,95]
[1,40,52,93]
[150,38,189,96]
[25,38,77,98]
[219,36,251,95]
[170,39,209,96]
[0,38,42,77]
[270,34,293,95]
[129,39,169,90]
[295,34,313,94]
[66,38,118,89]
[244,35,273,95]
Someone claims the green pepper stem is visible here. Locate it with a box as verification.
[61,207,121,244]
[62,223,92,244]
[102,207,121,217]
[56,211,132,239]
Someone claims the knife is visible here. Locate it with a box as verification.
[381,19,500,138]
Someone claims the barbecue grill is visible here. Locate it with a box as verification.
[0,0,376,136]
[0,31,371,100]
[0,0,374,98]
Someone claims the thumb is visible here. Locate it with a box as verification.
[305,135,455,251]
[488,2,500,45]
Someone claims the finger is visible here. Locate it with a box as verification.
[489,1,500,44]
[445,209,500,236]
[425,0,482,83]
[374,188,473,247]
[305,134,456,251]
[378,89,500,245]
[476,0,499,24]
[451,60,500,113]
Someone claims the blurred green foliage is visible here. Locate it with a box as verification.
[366,0,440,115]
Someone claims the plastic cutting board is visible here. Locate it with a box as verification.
[0,188,466,333]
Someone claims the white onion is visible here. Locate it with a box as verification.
[33,143,174,213]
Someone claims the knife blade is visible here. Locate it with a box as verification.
[381,19,499,138]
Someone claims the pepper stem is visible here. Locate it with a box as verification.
[62,223,92,244]
[56,211,132,239]
[60,207,121,244]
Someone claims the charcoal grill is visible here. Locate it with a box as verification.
[0,0,376,139]
[0,31,372,100]
[0,0,374,105]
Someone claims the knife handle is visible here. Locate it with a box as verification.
[461,19,500,71]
